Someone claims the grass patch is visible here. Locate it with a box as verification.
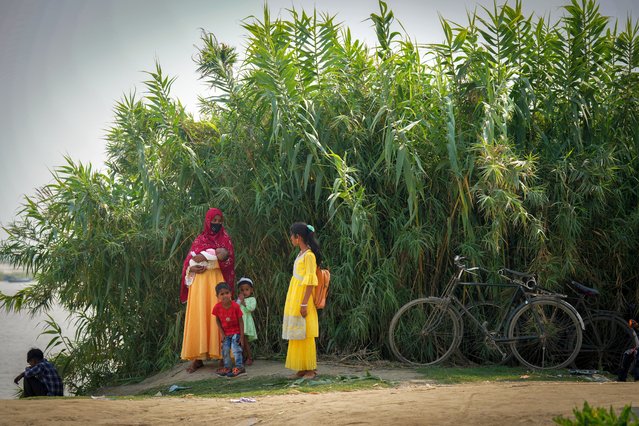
[417,365,614,384]
[137,373,391,398]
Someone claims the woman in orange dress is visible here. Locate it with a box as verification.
[180,208,235,372]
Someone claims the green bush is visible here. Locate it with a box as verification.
[554,402,639,425]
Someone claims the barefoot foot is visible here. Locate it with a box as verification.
[302,370,317,380]
[288,370,307,379]
[186,359,203,373]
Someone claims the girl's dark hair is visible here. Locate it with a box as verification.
[290,222,323,266]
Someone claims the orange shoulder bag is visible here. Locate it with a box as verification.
[314,267,330,309]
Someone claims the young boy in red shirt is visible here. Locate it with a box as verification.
[212,282,245,377]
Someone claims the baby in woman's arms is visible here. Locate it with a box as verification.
[185,247,229,286]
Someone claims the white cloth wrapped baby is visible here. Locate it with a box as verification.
[185,247,228,287]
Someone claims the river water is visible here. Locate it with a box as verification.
[0,280,75,399]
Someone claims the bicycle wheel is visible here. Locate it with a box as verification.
[388,297,462,366]
[574,315,634,372]
[507,298,583,369]
[459,302,511,365]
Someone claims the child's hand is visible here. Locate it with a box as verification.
[14,373,23,384]
[192,254,206,262]
[300,305,308,318]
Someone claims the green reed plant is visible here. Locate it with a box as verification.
[1,0,638,390]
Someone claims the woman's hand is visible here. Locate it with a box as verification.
[190,265,206,274]
[300,305,308,318]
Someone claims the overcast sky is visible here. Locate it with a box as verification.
[1,0,637,235]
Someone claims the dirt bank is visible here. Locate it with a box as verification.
[98,359,424,396]
[1,381,637,425]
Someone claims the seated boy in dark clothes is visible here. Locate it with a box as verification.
[617,320,639,382]
[13,348,63,397]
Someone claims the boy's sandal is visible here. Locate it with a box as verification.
[227,367,246,377]
[216,367,231,376]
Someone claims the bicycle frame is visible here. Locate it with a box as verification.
[442,262,581,351]
[388,256,585,368]
[389,255,585,368]
[569,285,621,319]
[567,281,634,370]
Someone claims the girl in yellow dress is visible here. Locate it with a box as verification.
[282,222,322,379]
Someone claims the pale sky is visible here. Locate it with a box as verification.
[1,0,637,235]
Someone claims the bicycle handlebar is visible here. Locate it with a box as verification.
[453,255,539,290]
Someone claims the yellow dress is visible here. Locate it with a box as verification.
[181,266,225,360]
[283,250,318,371]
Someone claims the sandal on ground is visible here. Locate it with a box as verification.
[186,360,204,373]
[216,367,231,376]
[245,358,253,366]
[227,367,246,377]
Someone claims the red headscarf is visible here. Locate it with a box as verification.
[180,208,235,303]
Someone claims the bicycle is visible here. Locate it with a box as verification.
[388,256,585,369]
[567,280,635,372]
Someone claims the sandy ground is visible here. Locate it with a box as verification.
[1,381,638,425]
[1,361,637,425]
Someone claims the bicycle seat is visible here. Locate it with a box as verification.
[499,268,535,279]
[570,280,599,297]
